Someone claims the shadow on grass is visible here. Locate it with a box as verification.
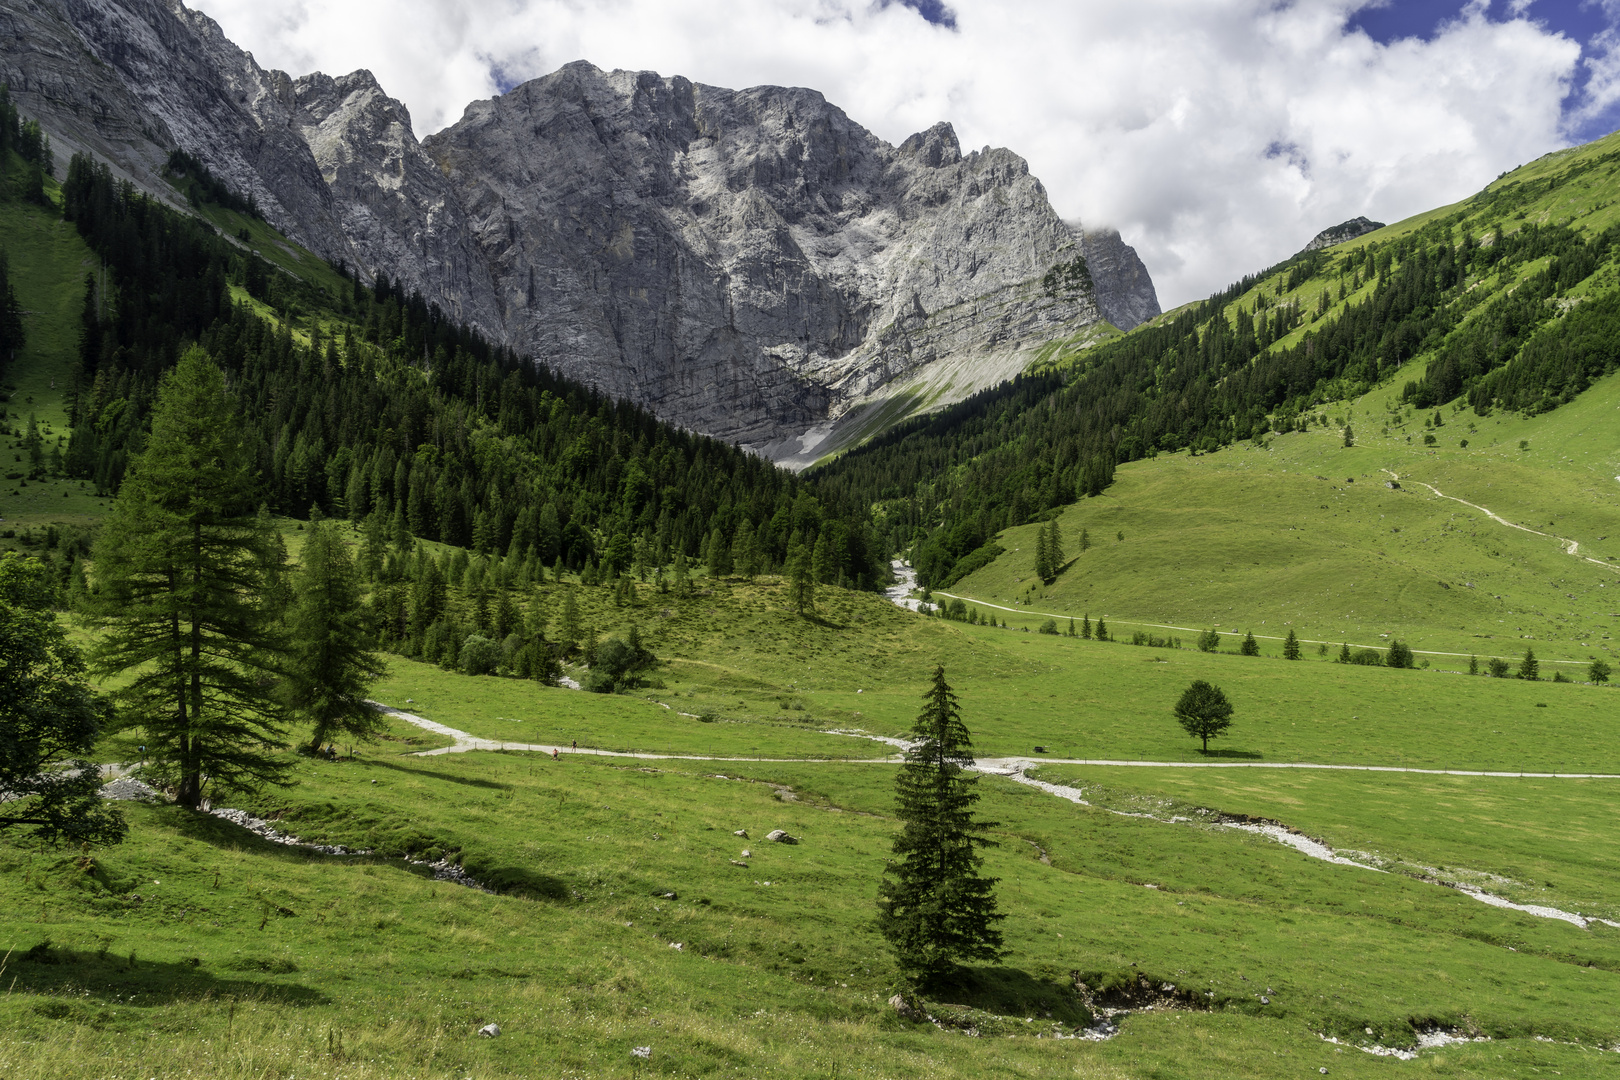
[926,965,1090,1026]
[2,942,329,1006]
[1202,747,1264,760]
[361,757,513,790]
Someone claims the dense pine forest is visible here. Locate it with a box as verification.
[812,159,1620,588]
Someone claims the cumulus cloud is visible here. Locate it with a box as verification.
[188,0,1595,307]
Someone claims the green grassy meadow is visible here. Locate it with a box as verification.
[941,368,1620,668]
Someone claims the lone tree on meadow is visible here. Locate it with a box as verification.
[85,348,292,807]
[878,666,1005,988]
[1519,647,1539,681]
[1173,679,1234,754]
[1240,630,1260,656]
[1591,659,1612,685]
[787,541,816,615]
[1282,628,1301,660]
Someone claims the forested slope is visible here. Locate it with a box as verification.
[37,155,885,592]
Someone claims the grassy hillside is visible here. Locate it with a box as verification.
[942,367,1620,665]
[913,131,1620,668]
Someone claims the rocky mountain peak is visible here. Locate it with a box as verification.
[3,0,1161,461]
[898,122,963,168]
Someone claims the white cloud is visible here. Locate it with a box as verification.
[188,0,1588,307]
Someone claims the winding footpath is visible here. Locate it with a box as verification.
[1381,468,1620,574]
[375,706,1620,931]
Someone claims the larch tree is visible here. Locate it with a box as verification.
[877,666,1005,987]
[283,517,388,751]
[787,542,816,615]
[85,348,291,807]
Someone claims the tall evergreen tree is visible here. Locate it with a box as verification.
[787,541,816,615]
[1240,630,1260,656]
[877,667,1004,987]
[1033,525,1051,583]
[1044,519,1065,577]
[1282,628,1301,660]
[283,518,388,751]
[85,348,290,807]
[731,519,760,581]
[1519,647,1539,681]
[0,553,124,845]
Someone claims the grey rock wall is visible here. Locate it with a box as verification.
[0,2,1161,459]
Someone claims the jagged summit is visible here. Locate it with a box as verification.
[1305,216,1385,252]
[0,0,1161,459]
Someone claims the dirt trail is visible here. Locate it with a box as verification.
[379,709,1620,929]
[1382,468,1619,575]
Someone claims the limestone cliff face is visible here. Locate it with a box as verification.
[0,3,1161,459]
[290,71,501,332]
[425,63,1160,454]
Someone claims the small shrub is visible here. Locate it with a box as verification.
[1038,619,1059,635]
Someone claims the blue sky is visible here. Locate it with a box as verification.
[1349,0,1619,142]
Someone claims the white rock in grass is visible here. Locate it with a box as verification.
[632,1046,651,1059]
[766,830,798,844]
[478,1023,500,1038]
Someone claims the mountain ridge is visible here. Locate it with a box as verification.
[0,0,1160,457]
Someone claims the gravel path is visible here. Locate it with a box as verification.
[375,710,1620,928]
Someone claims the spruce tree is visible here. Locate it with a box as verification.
[877,667,1004,987]
[1045,519,1065,575]
[1282,628,1301,660]
[1240,630,1260,656]
[283,518,388,751]
[1337,642,1352,664]
[1519,647,1539,681]
[1095,617,1108,641]
[1067,616,1076,637]
[85,348,291,807]
[1034,524,1051,583]
[1081,614,1092,639]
